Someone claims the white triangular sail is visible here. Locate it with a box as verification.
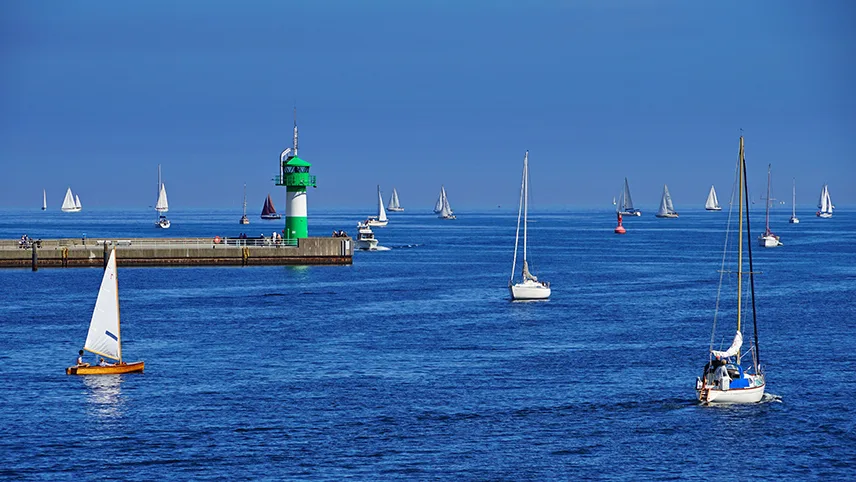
[74,194,82,210]
[42,189,47,210]
[439,187,453,218]
[657,185,675,216]
[623,178,635,210]
[818,184,833,214]
[705,185,720,209]
[61,188,76,211]
[434,186,445,213]
[84,250,122,361]
[376,186,387,222]
[156,183,169,212]
[711,331,743,359]
[388,188,401,210]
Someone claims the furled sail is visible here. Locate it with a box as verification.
[705,185,720,210]
[155,183,169,212]
[711,331,743,359]
[522,260,538,281]
[84,250,122,361]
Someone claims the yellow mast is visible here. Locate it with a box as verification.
[736,136,744,360]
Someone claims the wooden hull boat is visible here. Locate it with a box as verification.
[67,361,144,375]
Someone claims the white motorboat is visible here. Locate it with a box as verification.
[757,164,781,247]
[366,185,389,227]
[355,220,379,250]
[509,151,550,301]
[696,136,766,404]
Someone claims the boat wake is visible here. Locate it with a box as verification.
[760,393,782,404]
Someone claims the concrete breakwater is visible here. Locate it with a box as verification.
[0,237,353,268]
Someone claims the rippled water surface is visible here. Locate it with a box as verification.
[1,207,854,479]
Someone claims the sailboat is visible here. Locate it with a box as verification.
[612,196,616,206]
[387,188,404,212]
[695,136,765,404]
[239,184,250,224]
[155,165,170,229]
[655,184,679,218]
[66,249,145,375]
[789,178,799,224]
[61,187,81,212]
[758,164,781,247]
[260,194,281,220]
[433,187,444,213]
[816,183,833,218]
[438,186,456,219]
[705,185,722,211]
[509,151,550,300]
[42,189,47,211]
[366,185,389,227]
[617,178,641,216]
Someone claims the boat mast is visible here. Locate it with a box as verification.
[113,250,123,363]
[743,145,761,371]
[764,164,772,232]
[523,151,529,265]
[157,164,161,223]
[736,137,744,360]
[510,152,526,285]
[243,184,247,216]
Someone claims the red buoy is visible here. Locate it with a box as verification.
[614,213,626,234]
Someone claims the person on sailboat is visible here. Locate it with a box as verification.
[76,350,90,367]
[713,360,730,389]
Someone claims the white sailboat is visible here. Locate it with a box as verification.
[155,165,170,229]
[617,178,641,216]
[66,249,145,375]
[61,187,81,212]
[438,185,456,219]
[758,164,781,247]
[696,136,765,404]
[240,184,250,225]
[816,183,833,218]
[509,151,550,300]
[366,185,389,227]
[75,195,82,210]
[655,184,679,218]
[705,185,722,211]
[433,186,445,214]
[789,178,799,224]
[387,188,404,212]
[42,189,47,211]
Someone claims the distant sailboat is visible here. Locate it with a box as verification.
[617,178,641,216]
[261,194,281,220]
[240,184,250,225]
[758,164,781,247]
[366,185,389,227]
[655,184,679,218]
[612,196,616,206]
[816,183,833,218]
[61,188,81,212]
[705,185,722,211]
[75,195,82,210]
[433,187,445,214]
[789,178,799,224]
[509,151,550,300]
[438,185,456,219]
[155,165,170,229]
[387,188,404,212]
[42,189,47,211]
[66,249,145,375]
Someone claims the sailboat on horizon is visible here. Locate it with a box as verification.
[42,189,47,211]
[705,185,722,211]
[696,136,765,404]
[509,151,550,300]
[437,185,456,219]
[260,194,281,220]
[617,178,641,216]
[239,184,250,225]
[816,183,833,218]
[61,187,81,213]
[66,249,145,376]
[155,165,170,229]
[655,184,679,218]
[387,188,404,212]
[366,185,389,227]
[789,178,799,224]
[758,164,781,247]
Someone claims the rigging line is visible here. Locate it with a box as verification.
[743,156,762,369]
[710,142,742,353]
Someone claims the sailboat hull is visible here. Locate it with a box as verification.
[705,207,722,211]
[619,210,641,216]
[816,212,832,218]
[510,281,551,300]
[387,207,404,212]
[655,213,679,218]
[789,217,799,224]
[758,234,781,247]
[366,219,388,227]
[697,382,765,404]
[66,361,145,375]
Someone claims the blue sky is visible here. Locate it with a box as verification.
[2,1,854,211]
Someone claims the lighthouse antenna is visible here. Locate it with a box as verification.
[292,106,298,156]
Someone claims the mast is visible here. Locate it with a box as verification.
[792,178,796,217]
[510,151,526,285]
[523,151,529,264]
[736,137,744,358]
[743,142,760,370]
[764,164,772,232]
[292,107,298,157]
[242,184,247,216]
[156,164,160,223]
[114,250,122,363]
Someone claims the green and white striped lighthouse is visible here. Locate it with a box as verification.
[275,112,316,243]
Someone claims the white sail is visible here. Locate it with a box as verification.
[387,188,401,210]
[509,151,549,299]
[705,185,720,210]
[61,188,76,211]
[623,178,635,210]
[74,194,82,210]
[657,185,675,216]
[156,183,169,212]
[84,250,122,361]
[818,184,833,214]
[434,186,445,213]
[42,189,47,210]
[711,331,743,359]
[376,186,387,222]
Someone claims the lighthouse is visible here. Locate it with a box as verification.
[275,111,316,243]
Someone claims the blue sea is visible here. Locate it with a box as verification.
[1,207,854,480]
